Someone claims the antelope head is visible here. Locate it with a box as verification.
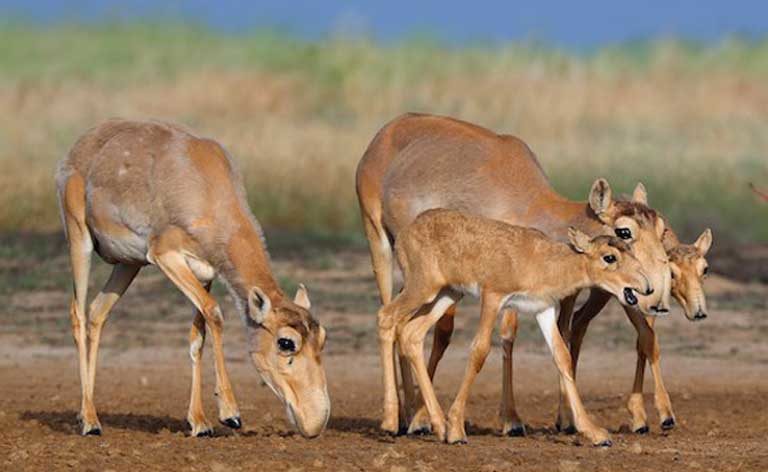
[589,179,672,315]
[569,228,653,307]
[246,284,330,438]
[669,229,713,321]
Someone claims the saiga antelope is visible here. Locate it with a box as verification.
[56,119,330,438]
[515,226,712,434]
[356,113,671,436]
[380,209,653,445]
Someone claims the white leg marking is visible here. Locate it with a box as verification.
[535,305,559,351]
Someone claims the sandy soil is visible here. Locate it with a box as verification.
[0,239,767,471]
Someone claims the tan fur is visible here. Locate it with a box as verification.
[379,209,651,445]
[56,119,329,438]
[552,227,713,433]
[356,113,672,430]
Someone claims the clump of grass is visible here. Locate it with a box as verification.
[0,22,766,246]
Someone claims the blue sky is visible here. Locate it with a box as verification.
[2,0,767,48]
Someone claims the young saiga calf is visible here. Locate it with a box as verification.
[57,119,329,438]
[529,227,713,434]
[378,209,653,446]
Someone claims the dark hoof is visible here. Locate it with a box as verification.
[634,425,650,435]
[221,416,242,429]
[409,426,431,436]
[563,425,577,435]
[195,429,214,438]
[506,425,527,437]
[448,438,468,445]
[661,418,676,430]
[83,427,102,436]
[595,439,613,448]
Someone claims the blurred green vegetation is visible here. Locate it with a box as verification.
[0,22,766,245]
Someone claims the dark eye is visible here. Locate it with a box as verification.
[615,228,632,240]
[603,254,617,264]
[703,266,709,276]
[277,338,296,353]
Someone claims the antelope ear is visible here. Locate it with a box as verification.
[293,283,311,310]
[655,216,666,239]
[247,286,272,324]
[588,178,613,221]
[694,228,713,256]
[632,182,648,205]
[568,227,593,254]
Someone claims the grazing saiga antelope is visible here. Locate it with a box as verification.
[356,113,671,435]
[56,119,330,438]
[380,209,653,445]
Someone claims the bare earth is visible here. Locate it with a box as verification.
[0,236,766,471]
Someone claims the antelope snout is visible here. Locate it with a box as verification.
[623,287,638,306]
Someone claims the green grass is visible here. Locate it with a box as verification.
[0,22,766,246]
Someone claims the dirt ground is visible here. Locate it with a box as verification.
[0,235,767,471]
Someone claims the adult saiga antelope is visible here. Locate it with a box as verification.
[356,113,671,435]
[56,119,330,437]
[380,209,653,445]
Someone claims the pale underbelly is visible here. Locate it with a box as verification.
[89,223,149,265]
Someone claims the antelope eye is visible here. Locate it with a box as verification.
[615,228,632,240]
[277,338,296,353]
[703,266,709,276]
[603,254,617,264]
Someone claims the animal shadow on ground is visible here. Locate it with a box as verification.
[20,410,188,435]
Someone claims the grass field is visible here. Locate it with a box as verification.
[0,23,766,244]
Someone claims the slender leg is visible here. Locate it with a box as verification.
[554,294,578,433]
[149,239,240,431]
[628,336,649,433]
[398,345,418,427]
[61,175,98,435]
[537,305,612,447]
[499,308,525,436]
[408,304,457,434]
[400,292,458,442]
[557,290,611,433]
[445,292,501,444]
[86,263,140,404]
[624,309,675,431]
[188,282,215,436]
[362,214,415,429]
[378,284,436,434]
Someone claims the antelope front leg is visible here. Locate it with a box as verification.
[187,283,214,437]
[558,290,611,433]
[628,341,649,433]
[409,305,457,435]
[150,243,241,433]
[537,305,612,447]
[445,292,501,444]
[378,288,433,435]
[499,308,525,436]
[625,310,676,431]
[400,292,458,442]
